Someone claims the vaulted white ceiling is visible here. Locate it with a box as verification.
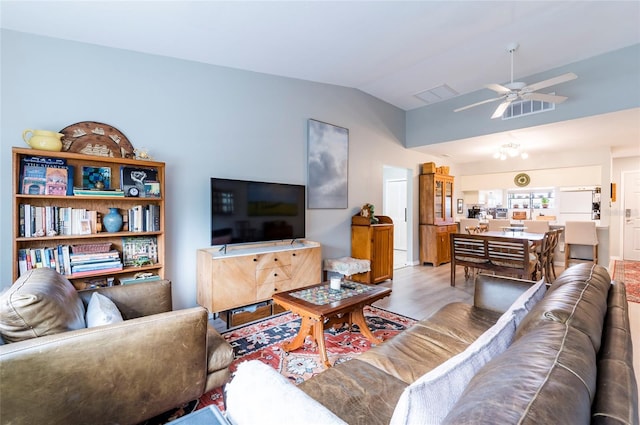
[2,1,639,161]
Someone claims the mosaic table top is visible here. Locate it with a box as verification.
[289,281,375,306]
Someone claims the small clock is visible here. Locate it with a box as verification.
[127,186,140,197]
[514,173,531,187]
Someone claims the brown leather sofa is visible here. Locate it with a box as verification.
[225,263,638,425]
[0,268,234,425]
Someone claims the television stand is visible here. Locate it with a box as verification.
[196,240,322,314]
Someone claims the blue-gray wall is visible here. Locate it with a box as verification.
[0,30,438,307]
[407,44,640,147]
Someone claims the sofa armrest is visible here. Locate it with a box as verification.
[78,279,172,318]
[0,306,208,425]
[226,360,347,425]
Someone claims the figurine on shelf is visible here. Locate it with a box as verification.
[134,147,153,160]
[360,203,379,224]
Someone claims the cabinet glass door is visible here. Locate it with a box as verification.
[435,180,443,219]
[445,181,453,221]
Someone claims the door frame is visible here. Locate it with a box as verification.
[621,169,640,260]
[382,166,413,266]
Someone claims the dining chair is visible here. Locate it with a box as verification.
[487,219,511,231]
[548,228,562,280]
[538,229,559,282]
[459,218,480,234]
[522,220,549,234]
[564,221,598,267]
[461,219,485,279]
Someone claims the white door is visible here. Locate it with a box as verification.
[385,179,407,250]
[623,170,640,260]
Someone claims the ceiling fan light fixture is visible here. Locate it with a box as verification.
[454,42,577,119]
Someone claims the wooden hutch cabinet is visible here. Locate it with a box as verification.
[350,215,394,284]
[419,172,456,266]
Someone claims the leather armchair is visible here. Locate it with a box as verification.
[0,270,233,425]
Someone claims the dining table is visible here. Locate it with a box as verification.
[483,230,545,244]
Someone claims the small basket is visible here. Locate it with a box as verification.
[71,242,112,254]
[436,166,450,175]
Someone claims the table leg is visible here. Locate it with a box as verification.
[313,319,331,368]
[282,315,315,352]
[350,308,383,344]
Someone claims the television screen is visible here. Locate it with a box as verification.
[211,178,306,245]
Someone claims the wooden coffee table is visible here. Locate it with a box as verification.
[272,281,392,368]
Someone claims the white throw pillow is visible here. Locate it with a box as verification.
[226,360,347,425]
[86,293,123,328]
[389,313,517,425]
[502,278,546,326]
[389,278,546,425]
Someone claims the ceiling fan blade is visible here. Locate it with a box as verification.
[485,83,512,94]
[454,95,506,113]
[522,92,568,103]
[523,72,577,92]
[491,101,511,119]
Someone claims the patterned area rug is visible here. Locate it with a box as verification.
[615,260,640,303]
[198,305,416,413]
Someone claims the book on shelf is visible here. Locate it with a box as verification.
[122,236,158,266]
[20,155,71,196]
[121,166,158,198]
[18,205,103,237]
[71,261,123,273]
[45,166,68,195]
[127,204,160,232]
[21,163,47,195]
[144,181,161,198]
[82,166,111,189]
[71,266,123,278]
[16,246,123,277]
[73,187,125,197]
[118,273,161,285]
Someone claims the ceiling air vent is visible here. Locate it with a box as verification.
[501,94,556,120]
[414,84,458,104]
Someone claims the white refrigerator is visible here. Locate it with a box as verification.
[558,190,593,223]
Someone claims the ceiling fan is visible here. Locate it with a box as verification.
[454,42,578,119]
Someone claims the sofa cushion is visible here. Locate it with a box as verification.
[390,311,518,425]
[357,303,501,384]
[299,359,407,425]
[443,321,597,425]
[515,263,610,351]
[0,268,86,342]
[86,293,123,328]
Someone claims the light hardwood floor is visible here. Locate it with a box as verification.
[373,263,640,406]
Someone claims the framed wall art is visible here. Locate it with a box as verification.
[457,198,463,214]
[307,119,349,209]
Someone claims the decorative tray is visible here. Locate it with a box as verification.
[60,121,135,158]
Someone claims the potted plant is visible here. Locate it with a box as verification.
[541,197,550,208]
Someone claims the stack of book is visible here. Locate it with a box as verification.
[73,187,125,196]
[19,204,100,237]
[127,204,161,232]
[69,250,123,277]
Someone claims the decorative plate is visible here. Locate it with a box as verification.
[59,121,135,158]
[514,173,531,187]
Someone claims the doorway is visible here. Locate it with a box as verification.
[622,170,640,261]
[383,166,412,269]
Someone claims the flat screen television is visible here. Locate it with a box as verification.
[211,178,306,245]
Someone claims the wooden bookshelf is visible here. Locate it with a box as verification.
[12,147,166,289]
